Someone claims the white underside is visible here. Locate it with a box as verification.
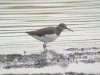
[32,34,58,42]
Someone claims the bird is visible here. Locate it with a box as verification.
[25,23,73,50]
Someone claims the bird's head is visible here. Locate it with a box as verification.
[57,23,73,32]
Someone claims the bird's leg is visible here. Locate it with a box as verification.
[43,42,47,51]
[43,42,46,48]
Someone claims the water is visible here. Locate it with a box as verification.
[0,0,100,54]
[0,0,100,74]
[0,62,100,74]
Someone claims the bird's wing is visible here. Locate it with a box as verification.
[26,27,56,37]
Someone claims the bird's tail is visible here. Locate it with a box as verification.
[25,31,28,33]
[25,31,33,36]
[25,31,30,35]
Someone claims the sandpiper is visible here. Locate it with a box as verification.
[26,23,73,50]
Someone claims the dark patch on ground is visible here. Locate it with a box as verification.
[0,47,100,69]
[1,72,99,75]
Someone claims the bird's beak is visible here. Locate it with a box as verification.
[66,27,73,32]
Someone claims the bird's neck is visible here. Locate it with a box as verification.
[56,27,62,36]
[56,26,63,32]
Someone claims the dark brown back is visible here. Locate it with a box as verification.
[26,27,61,37]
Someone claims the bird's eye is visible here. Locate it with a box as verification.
[62,26,65,27]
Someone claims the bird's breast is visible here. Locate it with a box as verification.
[32,33,58,42]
